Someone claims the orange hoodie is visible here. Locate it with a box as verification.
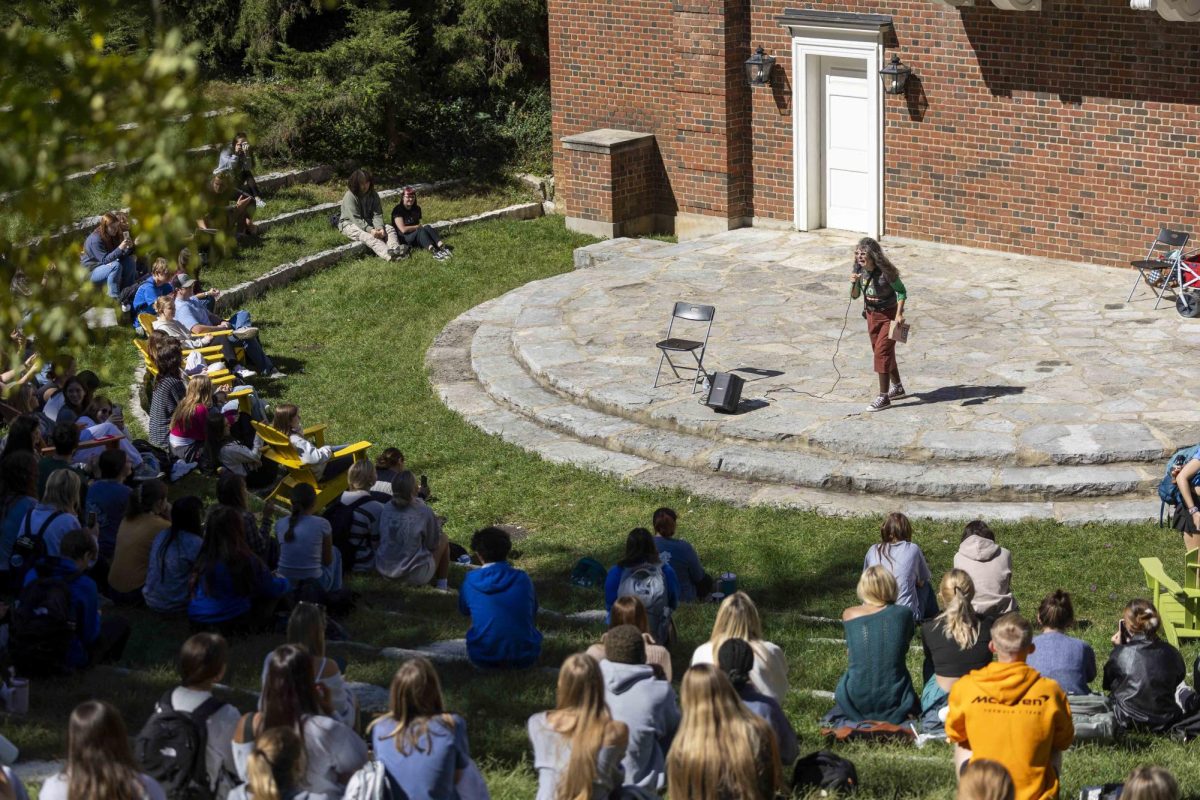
[945,661,1074,800]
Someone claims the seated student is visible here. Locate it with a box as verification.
[528,652,630,800]
[153,293,223,350]
[233,645,368,796]
[954,520,1018,619]
[275,483,341,592]
[667,665,782,800]
[605,527,679,647]
[159,633,242,799]
[717,638,798,767]
[0,452,39,593]
[376,470,450,588]
[339,168,404,261]
[947,613,1074,800]
[391,186,449,260]
[1103,599,1185,733]
[920,570,993,735]
[651,506,711,603]
[199,169,255,241]
[691,591,789,703]
[132,258,178,330]
[1026,590,1096,695]
[216,133,262,208]
[267,404,352,482]
[215,473,278,569]
[173,275,282,378]
[369,657,475,799]
[262,602,357,729]
[24,468,87,560]
[332,460,387,572]
[85,449,132,563]
[168,374,217,463]
[863,511,932,621]
[81,212,138,301]
[37,421,89,500]
[39,700,167,800]
[830,566,918,725]
[16,530,130,672]
[0,415,42,461]
[0,765,28,800]
[149,341,187,451]
[144,496,205,614]
[107,479,171,604]
[51,378,149,475]
[204,409,271,488]
[957,760,1016,800]
[372,447,405,495]
[587,595,672,681]
[600,625,681,792]
[1122,766,1180,800]
[189,507,288,633]
[458,525,542,669]
[226,727,322,800]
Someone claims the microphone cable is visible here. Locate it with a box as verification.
[764,294,856,400]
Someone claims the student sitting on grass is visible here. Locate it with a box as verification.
[955,520,1017,619]
[233,644,368,797]
[263,602,357,729]
[587,595,672,681]
[84,448,131,563]
[216,133,262,208]
[458,525,542,669]
[667,665,782,800]
[144,496,205,614]
[107,479,171,605]
[36,421,88,499]
[651,506,711,603]
[605,527,679,647]
[204,409,272,488]
[863,511,932,621]
[691,591,788,703]
[340,168,404,261]
[81,212,138,301]
[372,447,405,494]
[25,468,87,560]
[226,727,318,800]
[920,570,993,735]
[332,460,387,573]
[0,452,38,594]
[1103,599,1185,733]
[215,473,278,569]
[717,638,798,767]
[528,652,630,800]
[376,470,450,588]
[1122,766,1180,800]
[956,760,1015,800]
[39,701,167,800]
[369,657,476,799]
[274,483,341,593]
[947,613,1074,800]
[1026,589,1096,695]
[189,506,288,634]
[163,633,242,799]
[391,186,450,260]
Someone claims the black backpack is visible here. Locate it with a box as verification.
[324,495,375,573]
[793,750,858,794]
[135,691,227,800]
[9,509,64,576]
[10,562,78,677]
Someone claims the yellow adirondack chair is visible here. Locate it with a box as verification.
[133,338,236,389]
[133,338,254,415]
[251,420,371,514]
[1185,548,1199,591]
[1138,556,1200,647]
[137,312,241,361]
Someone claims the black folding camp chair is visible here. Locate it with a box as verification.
[653,302,715,393]
[1129,227,1190,309]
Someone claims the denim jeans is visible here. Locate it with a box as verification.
[89,254,138,298]
[227,311,275,372]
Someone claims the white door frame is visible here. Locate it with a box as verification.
[790,28,884,239]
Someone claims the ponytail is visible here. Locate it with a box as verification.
[935,570,980,649]
[244,727,305,800]
[286,483,316,543]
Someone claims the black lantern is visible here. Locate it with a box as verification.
[744,46,776,87]
[879,54,911,95]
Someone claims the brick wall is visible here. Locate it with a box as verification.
[553,0,1200,265]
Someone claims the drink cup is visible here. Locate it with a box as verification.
[718,572,738,595]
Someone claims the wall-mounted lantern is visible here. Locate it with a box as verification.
[744,46,776,87]
[879,54,912,95]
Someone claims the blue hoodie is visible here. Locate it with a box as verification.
[458,561,542,668]
[22,556,97,670]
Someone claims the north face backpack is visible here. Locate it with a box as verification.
[569,557,607,588]
[10,563,77,677]
[324,494,376,573]
[1159,444,1200,526]
[617,562,671,645]
[9,509,63,577]
[135,691,226,800]
[792,750,858,794]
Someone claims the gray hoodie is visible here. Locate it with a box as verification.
[953,534,1018,618]
[599,660,680,791]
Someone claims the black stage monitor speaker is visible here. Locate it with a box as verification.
[705,372,744,413]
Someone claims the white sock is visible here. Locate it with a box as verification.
[436,578,448,590]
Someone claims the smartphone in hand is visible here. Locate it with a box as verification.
[1118,618,1129,644]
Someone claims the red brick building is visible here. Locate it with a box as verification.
[549,0,1200,266]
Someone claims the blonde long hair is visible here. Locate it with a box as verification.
[368,657,457,756]
[549,654,613,800]
[245,727,306,800]
[707,592,766,659]
[667,665,781,800]
[935,569,981,649]
[168,374,213,432]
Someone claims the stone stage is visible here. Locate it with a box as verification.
[428,228,1200,522]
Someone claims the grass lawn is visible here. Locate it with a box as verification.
[16,214,1197,799]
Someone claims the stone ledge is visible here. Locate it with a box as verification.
[254,178,463,235]
[561,128,655,154]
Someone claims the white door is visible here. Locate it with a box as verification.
[822,57,872,233]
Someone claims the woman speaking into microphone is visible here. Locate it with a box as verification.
[850,238,907,412]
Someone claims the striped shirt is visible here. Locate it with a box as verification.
[149,376,186,449]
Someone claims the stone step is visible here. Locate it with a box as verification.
[466,307,1158,504]
[428,314,1156,522]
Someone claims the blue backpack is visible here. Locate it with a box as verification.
[1159,444,1200,526]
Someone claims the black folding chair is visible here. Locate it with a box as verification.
[1129,227,1190,309]
[653,302,715,393]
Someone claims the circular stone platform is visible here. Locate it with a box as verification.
[429,228,1200,522]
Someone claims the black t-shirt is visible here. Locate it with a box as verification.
[921,616,993,679]
[391,202,422,229]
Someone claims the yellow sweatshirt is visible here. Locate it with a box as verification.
[945,661,1074,800]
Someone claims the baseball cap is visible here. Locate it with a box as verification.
[174,273,197,289]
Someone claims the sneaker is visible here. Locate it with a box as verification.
[233,366,257,379]
[132,462,163,481]
[120,303,131,313]
[264,369,286,379]
[1177,681,1195,712]
[867,394,890,412]
[436,247,452,259]
[431,248,449,261]
[888,383,906,400]
[232,326,259,340]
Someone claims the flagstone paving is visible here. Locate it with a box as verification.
[429,228,1199,521]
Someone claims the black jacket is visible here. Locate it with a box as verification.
[1103,634,1185,732]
